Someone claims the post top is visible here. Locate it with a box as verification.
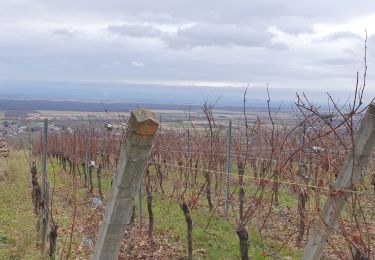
[369,101,375,114]
[130,109,159,135]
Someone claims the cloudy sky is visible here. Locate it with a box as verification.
[0,0,374,100]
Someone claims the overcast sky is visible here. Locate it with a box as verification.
[0,0,375,97]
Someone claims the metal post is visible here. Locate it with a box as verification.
[85,131,89,188]
[42,118,48,199]
[92,109,159,260]
[187,128,191,154]
[187,128,191,168]
[89,164,94,194]
[138,183,142,227]
[40,118,49,253]
[225,120,232,220]
[297,120,308,247]
[299,120,306,177]
[303,102,375,259]
[40,184,50,253]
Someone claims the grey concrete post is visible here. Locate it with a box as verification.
[303,102,375,260]
[92,109,159,260]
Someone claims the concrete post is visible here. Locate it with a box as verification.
[92,109,159,260]
[303,102,375,259]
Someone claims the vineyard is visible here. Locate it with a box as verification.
[1,92,375,259]
[2,0,375,259]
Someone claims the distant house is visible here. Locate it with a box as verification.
[18,126,27,133]
[50,126,61,132]
[104,123,113,131]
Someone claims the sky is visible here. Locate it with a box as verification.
[0,0,374,103]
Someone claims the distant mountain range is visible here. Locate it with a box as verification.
[0,80,373,111]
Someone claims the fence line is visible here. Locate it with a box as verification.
[68,147,341,170]
[150,161,374,196]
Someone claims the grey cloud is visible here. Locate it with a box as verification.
[324,31,363,41]
[1,0,374,94]
[366,35,375,60]
[314,57,359,66]
[28,0,375,25]
[169,24,286,49]
[107,24,163,38]
[51,28,79,37]
[107,23,287,49]
[137,11,175,23]
[271,16,314,34]
[366,34,375,47]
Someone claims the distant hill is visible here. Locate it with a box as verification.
[0,80,299,107]
[1,80,373,111]
[0,98,200,112]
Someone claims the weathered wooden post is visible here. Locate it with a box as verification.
[92,109,158,260]
[303,102,375,259]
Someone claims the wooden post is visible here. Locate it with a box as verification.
[92,109,158,260]
[303,102,375,259]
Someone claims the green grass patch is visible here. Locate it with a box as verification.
[0,151,48,260]
[1,151,302,259]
